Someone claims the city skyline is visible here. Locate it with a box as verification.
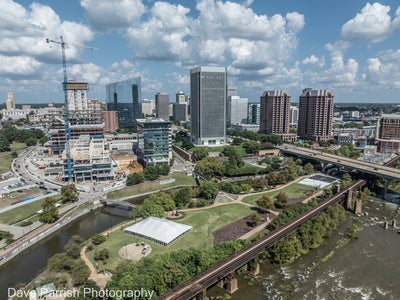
[1,0,400,104]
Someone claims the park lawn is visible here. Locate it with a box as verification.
[0,142,28,174]
[107,172,196,199]
[242,183,317,206]
[86,203,254,273]
[0,194,61,225]
[0,198,46,224]
[207,145,247,157]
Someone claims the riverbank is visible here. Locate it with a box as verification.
[214,197,400,300]
[0,206,129,300]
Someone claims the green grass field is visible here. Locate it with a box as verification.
[0,142,28,174]
[242,183,317,206]
[0,198,46,224]
[86,203,253,272]
[107,172,196,199]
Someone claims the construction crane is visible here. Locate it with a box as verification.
[46,36,97,183]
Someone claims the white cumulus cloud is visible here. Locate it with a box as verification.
[302,55,325,67]
[341,2,392,42]
[81,0,145,32]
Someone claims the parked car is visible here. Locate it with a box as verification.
[142,245,150,254]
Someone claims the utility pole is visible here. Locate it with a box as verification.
[46,36,97,183]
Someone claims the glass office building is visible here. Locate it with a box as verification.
[190,66,227,146]
[106,78,142,129]
[136,118,171,167]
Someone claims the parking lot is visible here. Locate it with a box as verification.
[0,187,44,210]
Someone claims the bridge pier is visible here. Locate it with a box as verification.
[383,179,393,199]
[346,189,353,211]
[248,260,260,276]
[355,200,362,214]
[335,184,341,193]
[216,279,224,289]
[191,288,209,300]
[226,272,238,294]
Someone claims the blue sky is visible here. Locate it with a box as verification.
[1,0,400,104]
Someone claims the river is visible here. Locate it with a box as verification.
[208,197,400,300]
[2,196,400,300]
[0,206,129,300]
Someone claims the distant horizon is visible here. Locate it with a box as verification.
[1,1,400,104]
[2,101,399,106]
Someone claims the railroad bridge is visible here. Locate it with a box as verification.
[158,180,366,300]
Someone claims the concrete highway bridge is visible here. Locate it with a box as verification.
[278,144,400,197]
[158,179,366,300]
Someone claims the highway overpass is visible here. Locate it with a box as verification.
[278,144,400,181]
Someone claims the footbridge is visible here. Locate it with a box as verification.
[99,198,136,209]
[158,179,366,300]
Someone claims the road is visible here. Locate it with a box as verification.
[278,144,400,181]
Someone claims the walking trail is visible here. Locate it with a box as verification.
[80,174,318,287]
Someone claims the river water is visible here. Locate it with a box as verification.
[208,197,400,300]
[0,206,129,300]
[2,196,400,300]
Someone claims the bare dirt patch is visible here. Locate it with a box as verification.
[118,243,152,261]
[213,211,275,245]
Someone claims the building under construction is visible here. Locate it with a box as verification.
[61,135,114,182]
[48,104,105,154]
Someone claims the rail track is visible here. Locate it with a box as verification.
[158,179,366,300]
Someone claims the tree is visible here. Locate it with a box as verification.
[274,192,289,209]
[143,166,160,180]
[304,163,314,175]
[222,145,244,169]
[0,135,11,152]
[251,213,262,227]
[10,151,18,158]
[92,234,106,245]
[0,230,14,244]
[39,136,48,146]
[25,137,37,146]
[182,139,194,150]
[127,172,145,185]
[340,145,351,157]
[94,248,110,262]
[129,207,142,220]
[253,177,268,190]
[295,159,302,165]
[256,195,274,212]
[195,157,225,178]
[287,164,298,181]
[39,197,59,223]
[141,199,165,217]
[200,181,219,200]
[192,147,208,161]
[159,164,170,176]
[231,137,243,145]
[242,140,260,154]
[61,184,79,203]
[174,187,191,208]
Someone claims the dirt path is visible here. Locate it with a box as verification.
[80,218,142,288]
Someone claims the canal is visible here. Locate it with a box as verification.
[0,206,130,300]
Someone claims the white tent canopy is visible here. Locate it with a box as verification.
[124,216,193,246]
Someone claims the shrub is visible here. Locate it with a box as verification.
[92,234,106,245]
